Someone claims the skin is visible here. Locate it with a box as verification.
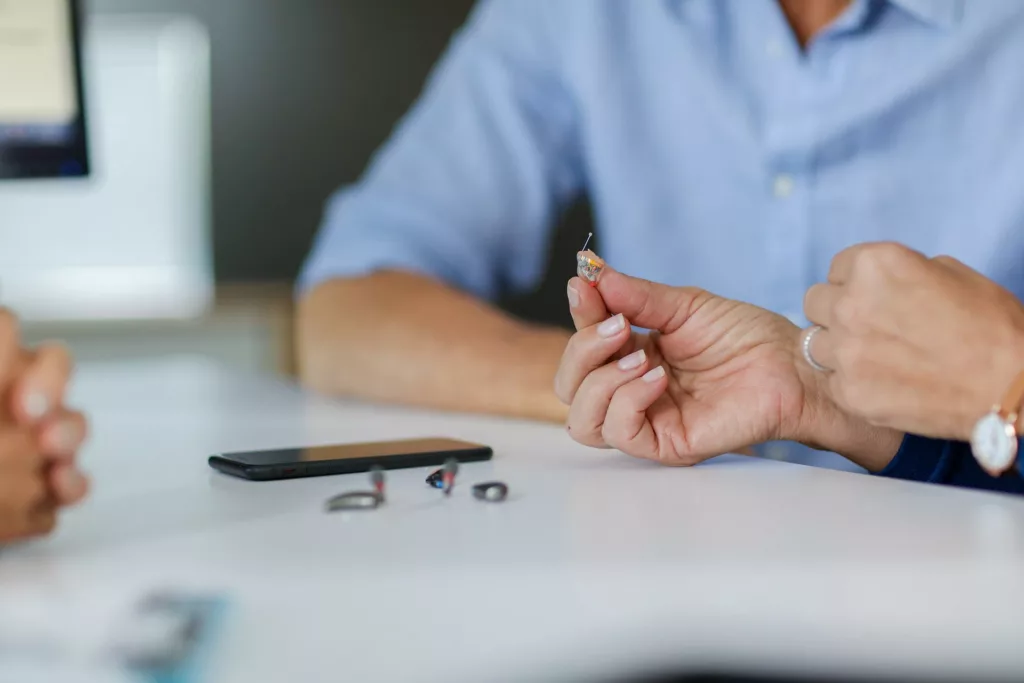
[778,0,851,47]
[804,243,1024,441]
[0,309,90,543]
[557,268,903,472]
[295,2,850,421]
[297,273,569,421]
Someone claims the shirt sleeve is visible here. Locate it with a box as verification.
[297,0,584,301]
[877,434,1024,495]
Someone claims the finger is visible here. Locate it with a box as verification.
[0,428,42,470]
[567,277,610,331]
[11,342,73,425]
[26,504,59,537]
[831,242,927,284]
[0,310,22,414]
[47,463,90,507]
[0,511,57,543]
[827,245,866,284]
[600,366,669,459]
[566,349,652,447]
[932,254,978,278]
[595,267,705,333]
[0,465,47,510]
[931,254,961,267]
[9,503,59,541]
[37,408,88,461]
[554,313,633,404]
[0,483,52,542]
[807,326,838,372]
[569,277,643,361]
[803,283,842,328]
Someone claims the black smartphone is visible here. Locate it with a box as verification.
[208,437,493,481]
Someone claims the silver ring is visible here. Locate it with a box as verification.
[801,325,832,373]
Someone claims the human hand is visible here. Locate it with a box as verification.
[0,310,89,542]
[804,243,1024,441]
[556,267,901,470]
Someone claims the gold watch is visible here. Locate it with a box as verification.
[971,369,1024,476]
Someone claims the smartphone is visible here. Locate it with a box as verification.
[208,437,493,481]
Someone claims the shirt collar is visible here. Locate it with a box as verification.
[883,0,963,28]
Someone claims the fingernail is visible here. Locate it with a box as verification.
[567,282,580,308]
[597,314,625,338]
[617,349,646,371]
[642,366,666,383]
[22,390,49,420]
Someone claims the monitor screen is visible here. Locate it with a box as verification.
[0,0,88,179]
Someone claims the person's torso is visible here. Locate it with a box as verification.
[561,0,1024,322]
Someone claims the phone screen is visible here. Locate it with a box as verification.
[223,438,489,466]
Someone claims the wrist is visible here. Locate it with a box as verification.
[960,326,1024,440]
[789,351,904,472]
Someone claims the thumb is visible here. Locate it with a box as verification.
[596,267,705,333]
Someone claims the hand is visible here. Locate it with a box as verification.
[556,267,902,470]
[0,310,89,542]
[804,242,1024,441]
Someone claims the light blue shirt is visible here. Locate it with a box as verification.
[300,0,1024,468]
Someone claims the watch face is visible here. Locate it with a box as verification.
[971,413,1018,475]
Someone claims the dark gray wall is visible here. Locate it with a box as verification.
[88,0,589,327]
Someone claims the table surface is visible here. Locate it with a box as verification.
[2,357,1024,683]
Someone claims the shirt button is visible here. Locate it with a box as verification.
[765,39,784,57]
[764,444,789,461]
[773,174,794,198]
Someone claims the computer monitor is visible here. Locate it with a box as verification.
[0,0,88,179]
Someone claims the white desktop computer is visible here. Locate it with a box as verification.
[0,1,213,322]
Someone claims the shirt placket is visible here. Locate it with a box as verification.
[760,44,815,326]
[762,20,857,327]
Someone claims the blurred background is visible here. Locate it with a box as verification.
[4,0,591,377]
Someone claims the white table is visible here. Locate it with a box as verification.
[2,357,1024,682]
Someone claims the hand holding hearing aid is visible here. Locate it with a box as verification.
[557,255,900,473]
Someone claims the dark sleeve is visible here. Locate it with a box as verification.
[877,434,1024,494]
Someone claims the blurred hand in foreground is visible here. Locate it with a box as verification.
[0,309,89,542]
